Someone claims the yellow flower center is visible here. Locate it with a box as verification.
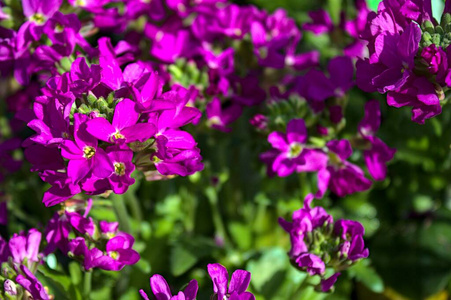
[30,13,45,24]
[83,146,96,159]
[114,162,126,176]
[109,251,119,260]
[111,131,125,142]
[288,143,303,158]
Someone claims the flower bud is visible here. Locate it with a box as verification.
[4,279,16,296]
[441,13,451,28]
[422,20,435,34]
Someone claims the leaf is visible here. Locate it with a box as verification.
[170,236,218,276]
[347,260,384,293]
[229,222,252,250]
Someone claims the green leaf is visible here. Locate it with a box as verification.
[347,260,384,293]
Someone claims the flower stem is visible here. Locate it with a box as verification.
[83,271,92,299]
[111,194,132,234]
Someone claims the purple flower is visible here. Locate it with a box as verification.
[61,113,114,184]
[298,56,354,110]
[152,136,204,176]
[358,100,396,180]
[325,139,372,197]
[85,233,140,271]
[420,44,448,76]
[279,198,333,258]
[9,229,41,267]
[356,23,421,93]
[302,10,333,35]
[16,265,50,300]
[44,212,71,255]
[140,274,198,300]
[321,273,340,292]
[206,97,242,132]
[99,221,119,235]
[207,263,255,300]
[106,146,136,194]
[19,0,63,45]
[296,253,325,276]
[386,76,441,124]
[335,220,369,261]
[86,99,156,144]
[262,119,308,177]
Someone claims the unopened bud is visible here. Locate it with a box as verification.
[78,104,91,114]
[422,20,435,34]
[86,92,97,106]
[432,33,441,46]
[435,25,444,35]
[4,280,16,296]
[441,13,451,28]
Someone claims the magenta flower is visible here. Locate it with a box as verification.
[335,220,369,261]
[321,273,341,292]
[279,198,333,258]
[61,113,114,184]
[86,233,140,271]
[358,100,396,180]
[16,265,50,300]
[206,97,242,132]
[207,263,255,300]
[19,0,63,46]
[153,136,204,176]
[140,274,198,300]
[105,145,135,194]
[356,22,421,93]
[325,139,372,197]
[302,10,333,34]
[8,229,41,267]
[262,119,308,177]
[296,253,325,276]
[86,98,156,144]
[386,76,441,124]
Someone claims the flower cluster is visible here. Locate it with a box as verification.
[140,263,255,300]
[0,228,51,299]
[279,196,369,292]
[44,199,140,271]
[23,38,204,206]
[261,100,395,198]
[0,0,386,297]
[356,0,451,124]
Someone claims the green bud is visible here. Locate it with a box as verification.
[422,20,435,34]
[86,92,97,106]
[422,31,432,41]
[106,92,115,105]
[168,65,183,80]
[432,33,441,46]
[78,104,91,114]
[95,98,109,112]
[441,13,451,28]
[59,57,73,73]
[322,252,331,264]
[435,25,444,35]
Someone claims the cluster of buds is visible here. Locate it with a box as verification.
[279,196,369,292]
[0,229,52,299]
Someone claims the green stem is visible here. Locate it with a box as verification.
[111,194,132,234]
[205,186,228,244]
[125,192,143,225]
[83,271,92,299]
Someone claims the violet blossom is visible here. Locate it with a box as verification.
[140,274,198,300]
